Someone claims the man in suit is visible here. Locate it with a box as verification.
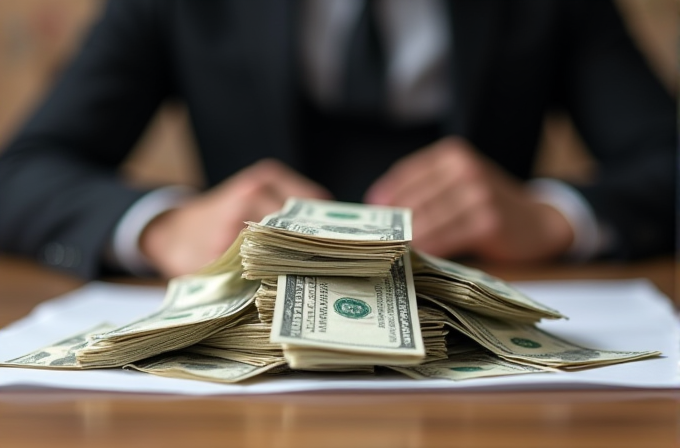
[0,0,675,280]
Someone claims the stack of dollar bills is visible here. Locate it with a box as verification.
[1,198,661,384]
[205,197,412,279]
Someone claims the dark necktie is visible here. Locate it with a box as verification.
[342,1,386,115]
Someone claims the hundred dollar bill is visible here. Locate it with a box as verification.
[417,306,450,363]
[389,350,551,381]
[270,254,425,368]
[411,250,565,323]
[419,294,661,369]
[186,307,285,367]
[76,272,260,367]
[125,352,287,384]
[240,197,413,279]
[254,277,278,324]
[92,270,256,339]
[254,197,412,241]
[1,323,115,370]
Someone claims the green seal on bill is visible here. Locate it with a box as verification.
[510,337,542,349]
[450,366,485,372]
[334,297,371,319]
[325,211,361,220]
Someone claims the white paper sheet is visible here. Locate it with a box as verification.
[0,279,678,394]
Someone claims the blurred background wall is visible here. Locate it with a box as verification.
[0,0,677,190]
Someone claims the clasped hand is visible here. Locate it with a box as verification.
[141,137,573,278]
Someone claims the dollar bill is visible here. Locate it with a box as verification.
[419,294,661,369]
[239,197,413,279]
[186,308,285,367]
[75,272,260,367]
[1,323,115,370]
[125,351,287,384]
[100,270,257,339]
[254,197,412,241]
[270,254,425,368]
[411,250,565,323]
[389,351,551,381]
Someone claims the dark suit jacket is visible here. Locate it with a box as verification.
[0,0,675,279]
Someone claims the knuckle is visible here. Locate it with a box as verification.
[253,158,284,177]
[468,184,494,208]
[475,208,501,238]
[460,158,485,181]
[486,215,502,237]
[231,178,265,200]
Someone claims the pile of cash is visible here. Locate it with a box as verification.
[411,250,565,323]
[75,271,259,368]
[266,254,428,370]
[1,198,661,384]
[204,197,413,279]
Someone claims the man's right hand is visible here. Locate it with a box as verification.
[139,159,333,278]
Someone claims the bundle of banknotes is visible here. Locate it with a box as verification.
[202,198,412,279]
[2,198,661,384]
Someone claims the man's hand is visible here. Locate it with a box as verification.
[140,159,333,278]
[364,137,574,262]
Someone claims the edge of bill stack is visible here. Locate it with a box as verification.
[239,197,413,280]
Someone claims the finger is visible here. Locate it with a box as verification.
[214,159,332,202]
[248,185,290,219]
[219,180,286,224]
[412,201,497,258]
[365,138,472,205]
[365,146,442,205]
[249,159,334,200]
[410,182,485,242]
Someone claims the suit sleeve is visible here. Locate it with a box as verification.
[559,0,676,259]
[0,0,173,279]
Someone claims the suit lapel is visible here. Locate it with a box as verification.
[446,0,506,137]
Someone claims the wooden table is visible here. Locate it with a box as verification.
[0,255,678,448]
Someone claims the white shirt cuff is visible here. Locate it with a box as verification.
[527,178,612,261]
[110,186,197,276]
